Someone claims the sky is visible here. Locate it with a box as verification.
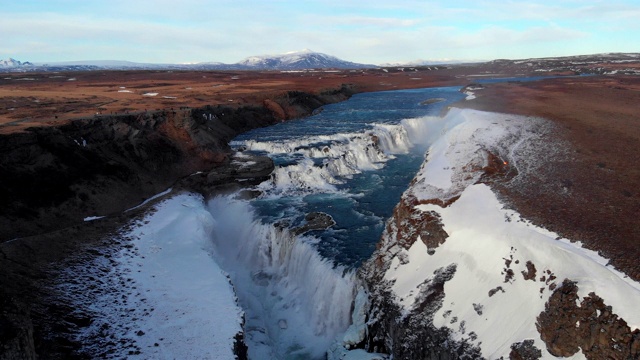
[1,0,639,65]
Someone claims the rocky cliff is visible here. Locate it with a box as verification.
[0,86,353,242]
[0,86,353,359]
[336,108,640,359]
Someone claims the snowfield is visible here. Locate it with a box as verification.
[381,108,640,359]
[60,193,244,359]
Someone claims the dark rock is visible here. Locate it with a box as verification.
[387,195,453,254]
[360,258,482,359]
[292,212,336,235]
[233,331,248,360]
[536,278,640,359]
[488,286,504,297]
[419,98,446,105]
[0,296,37,360]
[509,339,542,360]
[521,261,537,281]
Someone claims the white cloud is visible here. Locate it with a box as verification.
[1,0,638,64]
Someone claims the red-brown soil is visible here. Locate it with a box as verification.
[458,75,640,281]
[0,68,465,134]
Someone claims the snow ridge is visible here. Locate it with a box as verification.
[367,108,640,359]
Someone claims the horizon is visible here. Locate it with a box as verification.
[1,1,639,65]
[4,49,639,68]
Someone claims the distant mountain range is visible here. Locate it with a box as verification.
[0,50,375,72]
[3,51,639,73]
[0,58,33,68]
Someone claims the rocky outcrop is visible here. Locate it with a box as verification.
[359,263,482,360]
[386,196,450,254]
[357,189,478,359]
[292,212,336,235]
[509,339,542,360]
[537,279,640,359]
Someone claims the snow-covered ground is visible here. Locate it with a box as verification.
[59,193,244,359]
[381,108,640,359]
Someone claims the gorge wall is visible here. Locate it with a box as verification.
[342,108,640,360]
[0,86,353,359]
[0,86,353,242]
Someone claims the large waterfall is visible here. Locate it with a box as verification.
[206,197,356,359]
[55,86,466,359]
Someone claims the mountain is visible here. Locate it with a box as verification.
[0,58,33,67]
[0,50,375,73]
[36,60,149,67]
[381,58,484,67]
[235,49,374,70]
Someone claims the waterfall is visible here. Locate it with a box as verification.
[242,116,447,197]
[206,196,357,359]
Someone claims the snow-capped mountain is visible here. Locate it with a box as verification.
[0,58,33,67]
[0,50,375,72]
[235,49,374,70]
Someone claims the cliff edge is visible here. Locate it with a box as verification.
[0,86,353,359]
[341,108,640,359]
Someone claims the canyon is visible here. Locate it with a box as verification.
[1,56,640,359]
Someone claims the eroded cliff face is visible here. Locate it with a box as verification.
[351,109,640,360]
[0,106,260,241]
[0,87,352,359]
[0,87,353,242]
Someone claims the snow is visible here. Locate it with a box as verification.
[83,215,105,222]
[382,108,640,359]
[464,91,476,100]
[341,289,369,348]
[64,193,244,358]
[125,187,173,212]
[142,92,158,96]
[327,287,389,359]
[117,89,133,93]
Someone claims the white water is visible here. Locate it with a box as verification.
[206,196,357,359]
[217,115,460,358]
[241,116,449,197]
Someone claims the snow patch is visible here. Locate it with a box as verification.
[125,188,173,212]
[83,216,105,222]
[62,194,244,358]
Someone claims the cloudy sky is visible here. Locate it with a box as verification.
[2,0,639,65]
